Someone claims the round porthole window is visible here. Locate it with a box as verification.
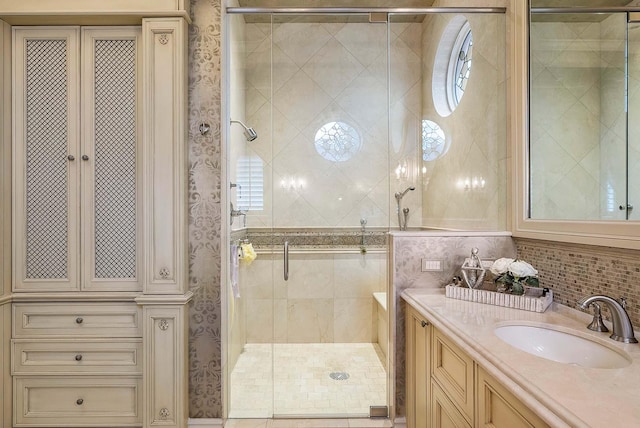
[314,121,361,162]
[421,119,448,161]
[432,16,474,117]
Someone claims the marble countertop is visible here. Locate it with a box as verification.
[401,288,640,428]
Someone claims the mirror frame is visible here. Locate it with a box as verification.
[511,0,640,250]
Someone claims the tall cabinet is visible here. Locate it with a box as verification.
[0,2,191,427]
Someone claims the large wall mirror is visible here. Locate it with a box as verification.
[515,1,640,248]
[529,2,639,221]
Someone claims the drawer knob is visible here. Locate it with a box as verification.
[421,320,429,328]
[76,398,84,405]
[75,354,83,361]
[76,317,83,324]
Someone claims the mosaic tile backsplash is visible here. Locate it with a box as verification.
[515,238,640,328]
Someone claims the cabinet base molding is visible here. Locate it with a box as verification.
[393,417,407,428]
[188,419,223,428]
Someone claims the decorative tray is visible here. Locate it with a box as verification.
[445,284,553,313]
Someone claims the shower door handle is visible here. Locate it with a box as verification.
[283,241,289,281]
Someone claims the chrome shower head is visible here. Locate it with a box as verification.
[395,186,416,200]
[231,119,258,141]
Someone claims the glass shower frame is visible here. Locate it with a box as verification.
[222,5,508,421]
[225,9,392,420]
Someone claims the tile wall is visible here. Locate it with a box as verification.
[419,11,507,230]
[515,238,640,327]
[239,251,387,344]
[233,20,423,229]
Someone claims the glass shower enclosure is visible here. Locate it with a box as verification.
[225,10,392,419]
[223,5,507,421]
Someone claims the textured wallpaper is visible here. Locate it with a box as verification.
[390,234,517,416]
[188,0,223,418]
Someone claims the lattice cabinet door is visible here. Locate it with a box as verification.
[80,28,142,292]
[13,27,142,293]
[13,27,81,292]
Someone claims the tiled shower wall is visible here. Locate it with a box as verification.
[236,20,423,229]
[420,8,507,230]
[240,251,387,344]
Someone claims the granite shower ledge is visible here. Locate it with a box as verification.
[235,228,388,249]
[401,288,640,428]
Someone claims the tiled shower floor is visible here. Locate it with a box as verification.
[229,343,387,418]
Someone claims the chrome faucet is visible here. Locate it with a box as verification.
[577,295,638,343]
[395,186,415,230]
[230,202,247,228]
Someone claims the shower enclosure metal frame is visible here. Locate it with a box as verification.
[222,5,507,422]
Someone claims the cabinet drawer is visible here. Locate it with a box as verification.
[12,339,142,375]
[14,376,142,427]
[13,303,142,337]
[477,367,551,428]
[431,381,472,428]
[432,327,474,423]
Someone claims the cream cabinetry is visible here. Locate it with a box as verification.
[432,328,474,425]
[2,7,191,426]
[476,367,550,428]
[405,304,430,428]
[1,19,11,428]
[11,302,144,427]
[12,26,141,293]
[431,381,471,428]
[405,302,549,428]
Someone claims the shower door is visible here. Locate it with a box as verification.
[268,13,390,418]
[227,10,392,419]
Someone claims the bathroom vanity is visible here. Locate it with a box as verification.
[403,288,640,428]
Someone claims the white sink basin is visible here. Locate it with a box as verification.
[494,324,631,369]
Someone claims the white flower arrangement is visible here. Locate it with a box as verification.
[490,257,539,295]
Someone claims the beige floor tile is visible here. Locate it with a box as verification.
[229,343,387,418]
[348,419,393,427]
[269,419,350,427]
[225,419,270,428]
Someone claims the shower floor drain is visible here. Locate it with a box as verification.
[329,371,349,381]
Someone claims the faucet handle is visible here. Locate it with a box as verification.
[586,303,609,333]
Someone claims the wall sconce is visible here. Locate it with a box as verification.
[457,176,486,191]
[280,176,306,191]
[395,162,408,180]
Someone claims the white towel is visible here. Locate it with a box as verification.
[230,244,240,298]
